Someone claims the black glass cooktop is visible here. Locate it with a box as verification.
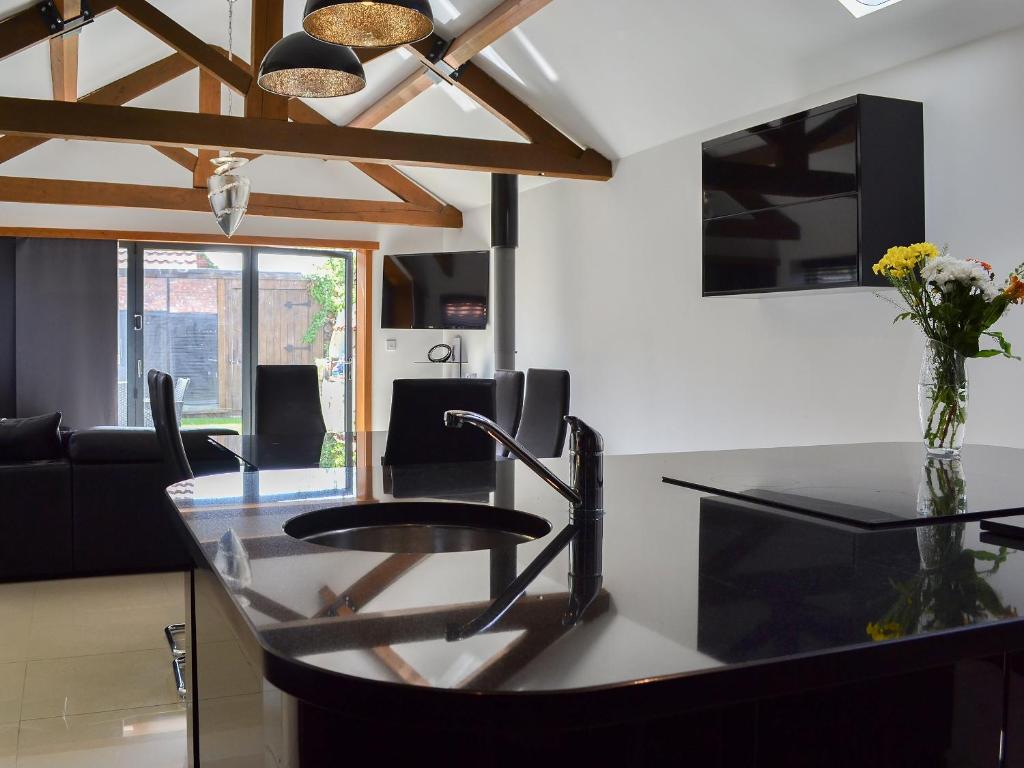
[661,442,1024,529]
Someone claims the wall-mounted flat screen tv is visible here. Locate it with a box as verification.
[381,250,489,329]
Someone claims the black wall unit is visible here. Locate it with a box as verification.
[0,238,14,417]
[702,94,924,296]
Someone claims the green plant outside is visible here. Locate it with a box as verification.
[303,258,348,353]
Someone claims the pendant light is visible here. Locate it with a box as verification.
[257,32,366,98]
[208,0,250,238]
[302,0,434,48]
[208,156,251,238]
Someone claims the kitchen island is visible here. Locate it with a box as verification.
[170,439,1024,766]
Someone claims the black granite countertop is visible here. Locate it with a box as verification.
[170,440,1024,719]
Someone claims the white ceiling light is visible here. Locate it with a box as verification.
[835,0,904,18]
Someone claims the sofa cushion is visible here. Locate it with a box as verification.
[0,412,63,462]
[69,426,162,464]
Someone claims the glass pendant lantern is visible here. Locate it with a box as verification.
[208,156,251,238]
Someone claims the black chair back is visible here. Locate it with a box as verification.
[383,379,496,465]
[516,368,570,458]
[148,369,192,485]
[494,369,525,457]
[255,365,327,435]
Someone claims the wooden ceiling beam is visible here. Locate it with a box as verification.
[48,0,80,101]
[288,99,448,209]
[209,56,452,208]
[444,0,552,68]
[0,52,195,164]
[407,32,589,158]
[0,175,464,227]
[152,145,198,171]
[194,70,220,188]
[114,0,252,94]
[0,96,612,179]
[246,0,288,119]
[0,0,117,62]
[347,70,433,129]
[0,226,380,250]
[453,61,579,153]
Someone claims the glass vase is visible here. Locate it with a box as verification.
[916,458,967,521]
[918,340,968,457]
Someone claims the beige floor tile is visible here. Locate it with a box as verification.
[0,664,25,725]
[0,584,35,610]
[0,585,37,665]
[21,649,179,720]
[16,704,186,768]
[0,724,16,768]
[0,623,31,666]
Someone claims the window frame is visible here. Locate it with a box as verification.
[120,241,354,435]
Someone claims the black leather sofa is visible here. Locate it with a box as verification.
[0,426,238,582]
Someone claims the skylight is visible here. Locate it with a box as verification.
[835,0,904,18]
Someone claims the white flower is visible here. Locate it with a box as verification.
[921,255,999,300]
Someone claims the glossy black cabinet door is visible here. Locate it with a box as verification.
[702,94,924,296]
[703,104,858,220]
[702,194,860,294]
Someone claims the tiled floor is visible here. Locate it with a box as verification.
[0,572,187,767]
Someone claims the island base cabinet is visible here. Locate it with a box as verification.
[188,560,1011,767]
[189,566,299,768]
[286,667,999,768]
[288,658,1003,768]
[1006,651,1024,767]
[754,656,1005,768]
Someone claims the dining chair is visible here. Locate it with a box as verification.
[515,369,570,459]
[255,365,327,435]
[149,370,193,487]
[494,369,525,457]
[383,379,496,465]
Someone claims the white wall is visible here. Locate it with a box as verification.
[372,227,449,430]
[472,23,1024,455]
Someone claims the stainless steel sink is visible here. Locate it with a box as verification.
[283,502,552,554]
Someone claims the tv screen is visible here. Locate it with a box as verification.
[381,251,489,329]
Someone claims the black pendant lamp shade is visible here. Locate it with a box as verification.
[303,0,433,48]
[257,32,366,98]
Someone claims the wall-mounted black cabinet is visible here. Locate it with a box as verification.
[702,94,924,296]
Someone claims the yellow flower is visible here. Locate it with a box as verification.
[872,242,940,279]
[908,242,940,261]
[872,246,915,278]
[866,621,903,641]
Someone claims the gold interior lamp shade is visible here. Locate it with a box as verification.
[257,32,366,98]
[302,0,433,48]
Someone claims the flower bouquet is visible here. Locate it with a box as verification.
[872,243,1024,456]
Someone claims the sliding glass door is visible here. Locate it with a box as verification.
[257,251,352,433]
[118,243,353,433]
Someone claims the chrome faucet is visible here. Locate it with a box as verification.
[443,411,604,639]
[443,411,604,519]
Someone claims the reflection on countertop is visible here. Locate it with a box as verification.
[168,442,1024,707]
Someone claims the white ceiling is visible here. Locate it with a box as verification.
[1,0,1023,219]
